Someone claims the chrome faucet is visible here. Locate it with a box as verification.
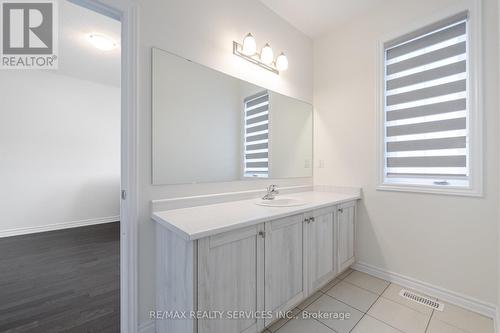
[262,185,279,200]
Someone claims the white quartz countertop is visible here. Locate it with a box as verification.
[152,191,360,241]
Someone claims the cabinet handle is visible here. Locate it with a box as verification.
[258,231,266,238]
[310,217,315,222]
[338,208,344,213]
[305,218,311,224]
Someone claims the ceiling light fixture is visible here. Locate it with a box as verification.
[88,33,117,51]
[233,33,288,74]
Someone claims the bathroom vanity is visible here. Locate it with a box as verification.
[151,46,358,333]
[152,189,360,333]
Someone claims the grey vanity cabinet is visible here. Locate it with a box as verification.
[197,224,265,333]
[337,201,356,272]
[305,206,337,293]
[264,214,305,326]
[155,199,357,333]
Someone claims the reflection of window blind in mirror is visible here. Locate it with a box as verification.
[383,12,469,186]
[244,91,269,178]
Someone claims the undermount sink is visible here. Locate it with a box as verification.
[255,197,306,207]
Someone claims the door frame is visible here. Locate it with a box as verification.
[68,0,139,331]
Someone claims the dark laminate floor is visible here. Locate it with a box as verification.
[0,222,120,333]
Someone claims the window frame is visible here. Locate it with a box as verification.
[376,2,483,197]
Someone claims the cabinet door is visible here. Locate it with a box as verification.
[264,214,305,326]
[307,206,336,293]
[198,225,264,333]
[337,201,356,272]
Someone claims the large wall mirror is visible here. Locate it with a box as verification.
[152,48,313,185]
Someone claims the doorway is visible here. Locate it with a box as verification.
[0,1,123,331]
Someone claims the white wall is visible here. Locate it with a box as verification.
[99,0,314,326]
[314,0,498,306]
[497,0,500,325]
[0,71,121,235]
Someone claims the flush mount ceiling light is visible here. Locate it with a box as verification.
[88,33,117,51]
[233,33,288,74]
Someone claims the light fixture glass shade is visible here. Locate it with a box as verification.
[88,33,117,51]
[242,33,257,56]
[276,52,288,71]
[260,43,273,64]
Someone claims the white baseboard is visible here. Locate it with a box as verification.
[138,320,156,333]
[352,262,496,319]
[0,215,120,238]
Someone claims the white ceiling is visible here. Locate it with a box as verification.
[53,1,121,87]
[259,0,387,38]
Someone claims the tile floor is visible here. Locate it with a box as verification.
[265,269,494,333]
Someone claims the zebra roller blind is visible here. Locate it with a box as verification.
[244,91,269,178]
[383,12,469,186]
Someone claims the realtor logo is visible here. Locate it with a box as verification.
[1,0,58,69]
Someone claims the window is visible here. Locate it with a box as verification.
[378,10,482,196]
[243,91,269,178]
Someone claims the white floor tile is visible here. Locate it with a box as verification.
[381,283,434,315]
[267,307,301,332]
[426,317,468,333]
[272,270,493,333]
[304,294,363,333]
[344,271,390,295]
[368,297,430,333]
[337,268,353,280]
[432,302,494,333]
[326,281,379,312]
[320,278,341,293]
[351,315,403,333]
[297,291,323,310]
[275,315,334,333]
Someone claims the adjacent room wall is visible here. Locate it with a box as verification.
[0,71,121,236]
[314,0,498,308]
[100,0,314,327]
[152,49,244,185]
[269,91,313,178]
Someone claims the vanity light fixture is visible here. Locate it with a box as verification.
[241,33,257,56]
[275,52,289,71]
[260,43,274,64]
[88,33,117,51]
[233,33,288,74]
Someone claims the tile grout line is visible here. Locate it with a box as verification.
[347,280,391,332]
[424,309,435,333]
[340,278,386,296]
[339,269,392,296]
[296,270,358,333]
[350,282,421,333]
[321,290,371,314]
[273,269,381,333]
[271,272,352,333]
[311,315,340,333]
[295,307,339,333]
[349,270,439,332]
[363,314,407,333]
[365,295,431,333]
[340,269,355,280]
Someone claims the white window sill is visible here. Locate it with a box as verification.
[376,183,483,197]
